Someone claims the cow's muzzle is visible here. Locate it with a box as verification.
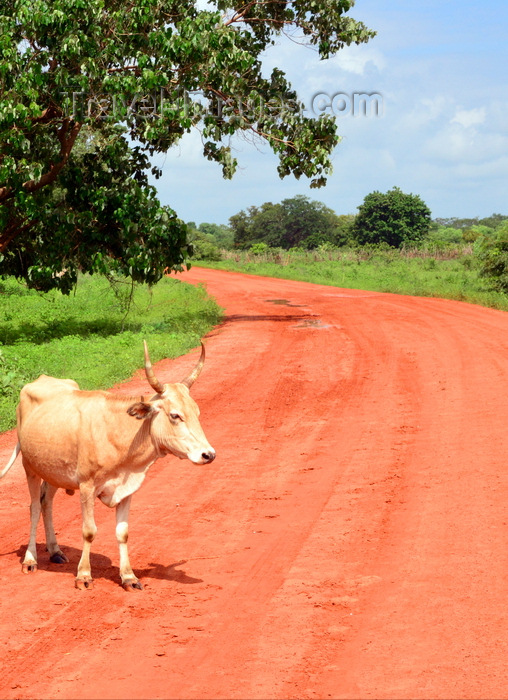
[188,448,216,464]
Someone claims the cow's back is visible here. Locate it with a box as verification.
[16,377,151,492]
[17,375,80,429]
[16,376,85,489]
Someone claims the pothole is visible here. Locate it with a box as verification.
[293,318,331,329]
[265,298,303,307]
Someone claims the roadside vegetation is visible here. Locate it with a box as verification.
[188,192,508,311]
[201,245,508,309]
[0,275,222,432]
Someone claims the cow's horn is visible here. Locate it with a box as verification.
[181,342,205,389]
[143,341,165,395]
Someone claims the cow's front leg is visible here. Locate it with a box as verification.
[22,467,42,573]
[40,481,69,564]
[76,481,97,590]
[116,495,142,591]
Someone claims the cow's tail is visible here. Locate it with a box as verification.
[0,442,21,480]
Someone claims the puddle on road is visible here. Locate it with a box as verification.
[294,318,332,330]
[265,298,331,329]
[265,298,304,308]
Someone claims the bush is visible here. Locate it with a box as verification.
[428,226,464,246]
[249,242,271,255]
[476,223,508,292]
[189,237,222,261]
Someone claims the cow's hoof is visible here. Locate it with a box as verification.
[21,562,37,574]
[122,580,143,592]
[75,577,94,590]
[50,552,69,564]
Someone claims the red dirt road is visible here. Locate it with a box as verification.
[1,267,508,700]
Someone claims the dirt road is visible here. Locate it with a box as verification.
[1,267,507,699]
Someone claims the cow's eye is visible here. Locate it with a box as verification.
[170,412,182,422]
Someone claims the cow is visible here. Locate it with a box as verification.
[0,341,215,591]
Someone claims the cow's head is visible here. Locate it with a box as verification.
[127,342,216,465]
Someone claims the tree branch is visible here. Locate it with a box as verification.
[0,117,81,211]
[0,217,35,253]
[22,119,82,194]
[223,0,258,26]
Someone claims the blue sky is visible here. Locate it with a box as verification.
[151,0,508,225]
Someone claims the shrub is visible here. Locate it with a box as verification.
[190,237,222,261]
[476,223,508,292]
[249,242,270,255]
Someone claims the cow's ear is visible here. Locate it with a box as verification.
[127,402,159,420]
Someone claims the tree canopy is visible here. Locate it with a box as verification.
[230,195,342,249]
[186,221,232,260]
[352,187,431,248]
[0,0,375,292]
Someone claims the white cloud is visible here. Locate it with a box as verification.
[332,45,386,76]
[424,124,477,162]
[422,105,508,165]
[451,107,486,129]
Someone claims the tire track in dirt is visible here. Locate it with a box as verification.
[1,268,507,699]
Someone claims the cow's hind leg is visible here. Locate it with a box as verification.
[116,495,142,591]
[76,481,97,590]
[40,481,68,564]
[22,468,42,573]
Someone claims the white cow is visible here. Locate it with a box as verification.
[1,342,215,590]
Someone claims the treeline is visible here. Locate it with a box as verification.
[187,189,508,258]
[187,188,508,293]
[433,214,508,230]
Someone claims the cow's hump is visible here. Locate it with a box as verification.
[18,375,80,426]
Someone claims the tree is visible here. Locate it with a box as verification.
[334,213,355,246]
[198,222,234,249]
[280,194,338,248]
[352,187,431,248]
[186,222,223,260]
[230,195,340,249]
[479,214,508,230]
[0,0,375,292]
[230,202,286,248]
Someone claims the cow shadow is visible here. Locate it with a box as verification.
[136,560,203,585]
[11,543,113,579]
[8,546,202,586]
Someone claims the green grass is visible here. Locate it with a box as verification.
[0,274,222,432]
[199,246,508,311]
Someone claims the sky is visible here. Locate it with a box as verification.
[150,0,508,226]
